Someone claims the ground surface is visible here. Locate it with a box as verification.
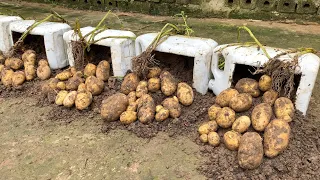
[1,1,320,179]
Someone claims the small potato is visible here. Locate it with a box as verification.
[232,116,251,133]
[24,65,36,81]
[262,89,278,106]
[5,58,12,67]
[120,111,137,124]
[251,103,273,131]
[56,70,72,81]
[85,76,104,96]
[208,132,220,147]
[100,93,128,121]
[208,104,221,121]
[96,60,110,81]
[160,71,177,96]
[48,78,59,89]
[264,119,291,158]
[84,63,97,77]
[127,102,137,112]
[208,120,218,132]
[235,78,260,98]
[66,75,84,91]
[137,94,156,123]
[147,67,161,78]
[75,91,93,110]
[156,105,163,113]
[229,93,253,112]
[162,96,181,118]
[136,81,148,98]
[22,50,36,66]
[155,108,170,122]
[200,134,208,143]
[120,73,140,95]
[37,65,51,80]
[55,90,69,106]
[274,97,295,122]
[1,69,14,87]
[238,132,263,169]
[259,75,272,91]
[127,92,136,104]
[177,82,194,106]
[77,83,86,93]
[12,71,26,86]
[9,58,23,70]
[63,91,77,108]
[224,130,241,151]
[216,107,236,128]
[215,88,239,107]
[57,81,66,90]
[198,123,210,135]
[38,59,49,66]
[148,78,161,92]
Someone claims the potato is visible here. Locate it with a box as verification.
[55,90,68,106]
[251,103,273,131]
[127,102,137,112]
[238,132,263,169]
[198,121,218,134]
[229,93,253,112]
[96,60,110,81]
[56,81,66,90]
[148,78,161,92]
[147,67,161,78]
[0,54,4,64]
[274,97,295,122]
[63,91,77,108]
[162,96,181,118]
[120,111,137,124]
[200,134,208,143]
[208,104,221,121]
[74,71,83,78]
[22,50,36,66]
[223,130,241,151]
[12,71,26,86]
[215,88,239,107]
[136,81,148,98]
[120,73,140,95]
[10,58,23,70]
[216,107,236,128]
[232,116,251,133]
[1,69,14,87]
[155,108,170,122]
[208,132,220,147]
[259,75,272,91]
[235,78,260,98]
[37,65,51,80]
[24,65,36,81]
[84,63,97,77]
[38,59,49,66]
[56,70,72,81]
[66,75,84,91]
[4,58,12,67]
[85,76,104,96]
[177,82,194,106]
[264,119,291,158]
[137,94,156,123]
[100,93,128,121]
[262,89,278,106]
[48,78,59,89]
[160,71,177,96]
[127,91,136,104]
[70,67,77,76]
[75,91,93,110]
[77,83,86,93]
[156,105,163,113]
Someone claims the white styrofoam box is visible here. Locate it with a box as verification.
[9,20,71,69]
[209,44,320,115]
[63,27,136,77]
[0,15,22,54]
[135,33,218,95]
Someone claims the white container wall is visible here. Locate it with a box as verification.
[0,15,22,54]
[9,20,71,69]
[209,45,320,115]
[63,27,136,77]
[135,33,218,95]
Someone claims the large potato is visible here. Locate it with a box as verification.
[147,67,161,78]
[216,107,236,128]
[251,103,273,131]
[137,94,156,123]
[215,88,239,107]
[208,132,220,147]
[136,81,148,98]
[9,58,23,70]
[56,81,66,90]
[120,111,137,124]
[232,116,251,133]
[55,90,68,106]
[155,107,170,122]
[63,91,77,108]
[12,71,26,86]
[262,89,278,106]
[84,63,96,77]
[229,93,253,112]
[22,50,36,66]
[24,65,36,81]
[148,78,161,92]
[259,75,272,91]
[223,130,241,151]
[208,104,221,121]
[264,119,291,158]
[238,132,263,169]
[177,82,194,106]
[160,71,177,96]
[66,75,84,91]
[235,78,260,97]
[274,97,295,122]
[85,76,104,96]
[75,91,93,110]
[127,92,137,104]
[101,93,128,121]
[162,96,181,118]
[56,70,72,81]
[96,60,110,81]
[120,73,140,95]
[1,69,14,87]
[37,65,51,80]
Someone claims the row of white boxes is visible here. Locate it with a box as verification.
[0,15,319,115]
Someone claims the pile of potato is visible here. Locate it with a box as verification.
[100,67,194,124]
[199,75,294,169]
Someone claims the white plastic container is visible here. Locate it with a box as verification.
[209,44,320,115]
[9,20,71,69]
[135,33,218,95]
[0,15,22,54]
[63,27,136,77]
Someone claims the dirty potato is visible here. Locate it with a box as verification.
[63,91,77,108]
[147,67,161,78]
[215,88,239,107]
[37,65,51,80]
[1,69,14,87]
[127,102,138,112]
[48,78,59,89]
[66,75,84,91]
[24,65,36,81]
[200,134,208,143]
[137,94,156,123]
[229,93,253,112]
[262,89,278,106]
[38,59,49,66]
[120,73,140,95]
[55,90,69,106]
[177,82,194,106]
[148,78,161,92]
[56,81,66,90]
[238,132,263,169]
[77,83,86,93]
[274,97,295,122]
[232,116,251,134]
[22,50,36,66]
[155,107,170,122]
[160,71,177,96]
[9,58,23,70]
[127,91,137,104]
[120,111,137,124]
[100,93,128,121]
[75,91,93,110]
[56,70,72,81]
[85,76,104,96]
[162,96,181,118]
[198,121,218,134]
[136,81,148,98]
[223,130,241,151]
[251,103,273,131]
[96,60,110,81]
[259,75,272,91]
[235,78,260,98]
[84,63,97,77]
[216,107,236,128]
[208,132,220,147]
[208,104,221,121]
[12,71,26,86]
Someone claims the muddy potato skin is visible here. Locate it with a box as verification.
[160,71,177,96]
[48,78,59,89]
[147,67,161,78]
[127,92,137,104]
[264,119,291,158]
[84,63,97,77]
[37,65,51,80]
[2,69,14,87]
[148,78,161,92]
[200,134,208,143]
[75,91,93,110]
[120,73,140,95]
[177,82,194,106]
[208,104,221,121]
[12,71,26,86]
[56,70,72,81]
[63,91,77,108]
[274,97,295,122]
[238,132,263,170]
[155,108,170,122]
[22,50,36,66]
[235,78,260,98]
[9,58,23,70]
[38,59,49,66]
[229,93,253,112]
[66,76,84,91]
[24,65,36,81]
[208,132,220,147]
[127,102,137,112]
[57,82,66,90]
[101,93,129,121]
[232,116,251,134]
[120,111,137,124]
[259,75,272,91]
[136,81,148,98]
[262,89,278,106]
[77,83,86,93]
[215,88,239,107]
[137,94,156,123]
[85,76,104,96]
[216,107,236,128]
[251,103,273,131]
[224,130,241,151]
[162,96,181,118]
[55,90,69,106]
[96,60,110,81]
